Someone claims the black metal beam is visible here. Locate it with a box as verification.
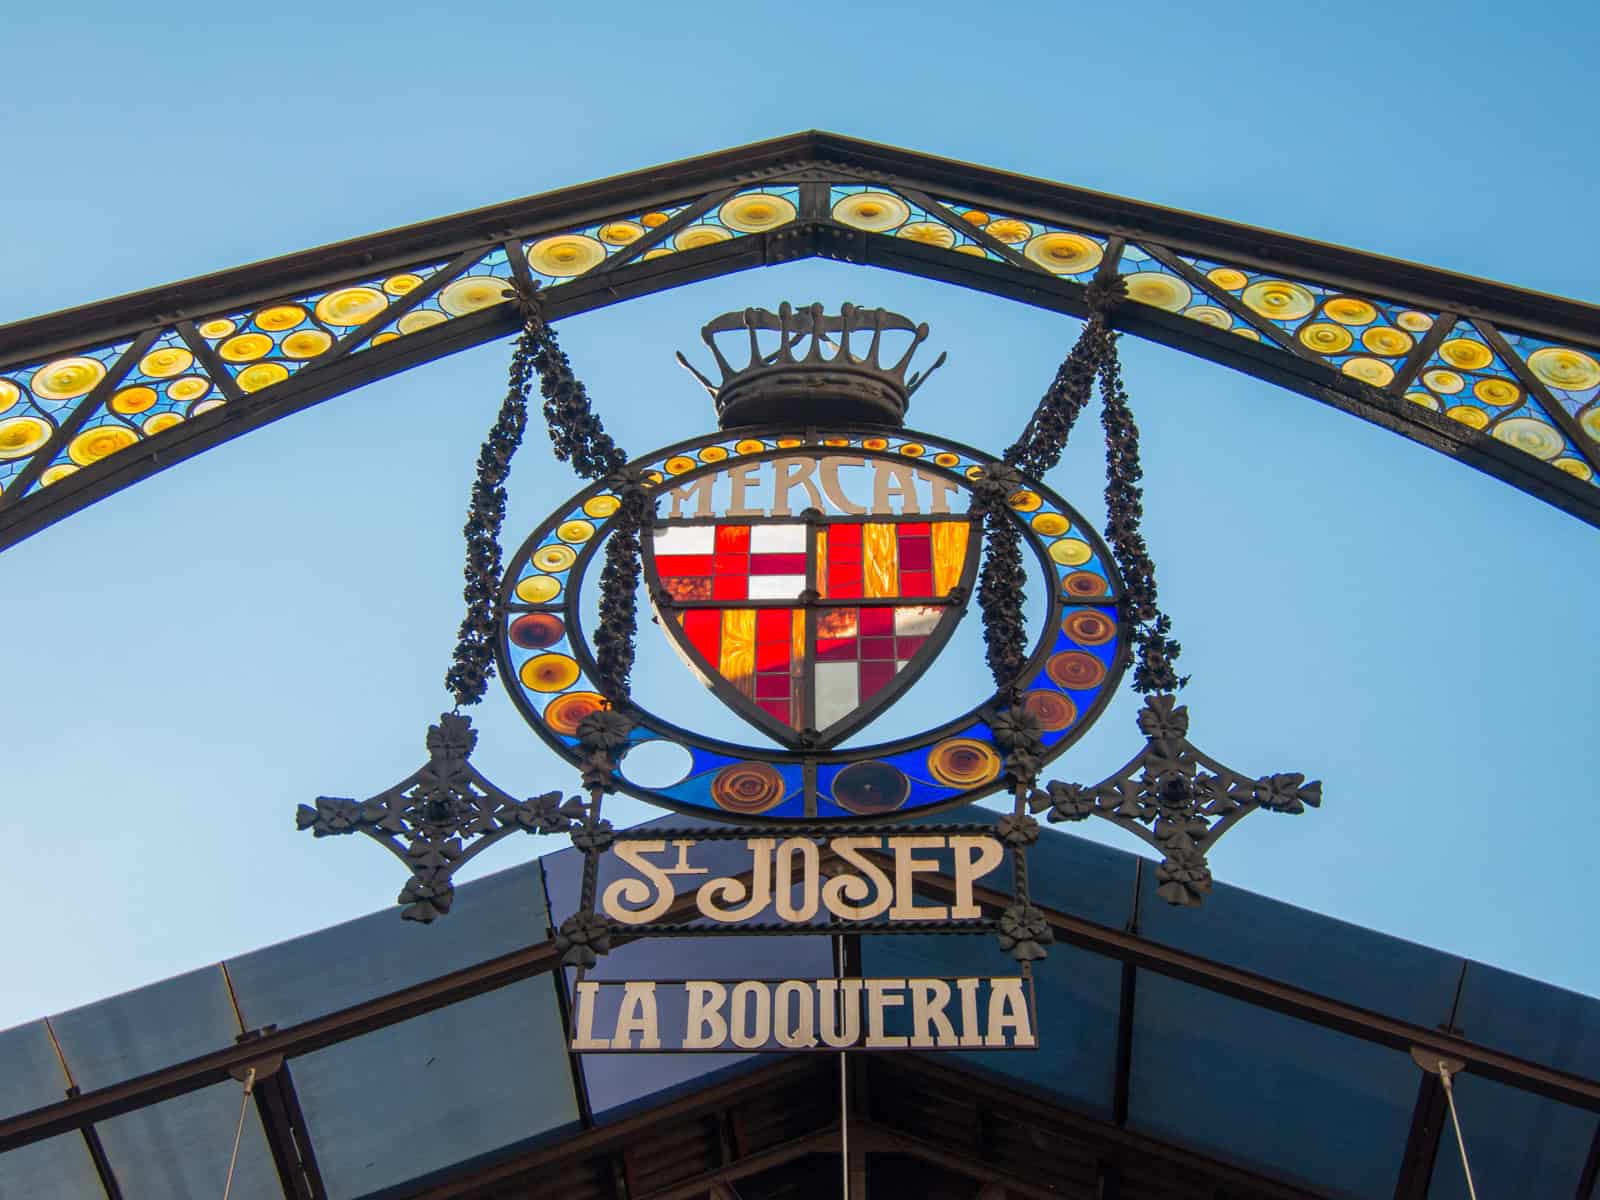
[250,1061,326,1200]
[1391,1072,1448,1200]
[1576,1120,1600,1200]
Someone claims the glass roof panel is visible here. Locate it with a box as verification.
[1136,868,1464,1027]
[1426,1073,1596,1199]
[1452,960,1600,1076]
[0,1020,107,1198]
[291,976,578,1198]
[225,859,549,1030]
[95,1081,279,1200]
[1129,970,1416,1198]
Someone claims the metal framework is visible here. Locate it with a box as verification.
[2,132,1599,553]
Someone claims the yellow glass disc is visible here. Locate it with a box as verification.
[1527,346,1600,391]
[1233,327,1262,341]
[598,220,645,245]
[383,273,423,296]
[237,362,289,392]
[733,438,766,454]
[933,452,961,467]
[282,329,333,359]
[1241,280,1315,321]
[197,318,236,339]
[640,211,672,228]
[1207,267,1248,291]
[1446,405,1490,430]
[371,332,399,347]
[1298,322,1353,354]
[192,399,225,416]
[831,191,911,232]
[32,356,106,400]
[641,248,674,260]
[672,225,734,251]
[1491,416,1563,460]
[254,305,305,332]
[68,424,136,465]
[315,287,388,328]
[39,464,77,486]
[926,738,1001,788]
[1439,338,1493,371]
[1049,537,1092,566]
[960,210,989,225]
[899,222,956,248]
[898,443,924,457]
[533,544,578,572]
[1396,311,1434,333]
[776,437,803,448]
[719,193,796,234]
[139,346,194,378]
[1323,297,1377,326]
[1473,377,1520,406]
[398,309,448,335]
[520,653,581,693]
[0,380,16,407]
[966,465,986,480]
[1361,326,1414,357]
[111,386,157,415]
[1185,306,1231,329]
[642,470,664,484]
[985,218,1032,244]
[1025,232,1104,277]
[220,333,272,362]
[557,519,595,544]
[955,244,988,257]
[144,412,183,435]
[1405,391,1440,410]
[1122,271,1191,312]
[664,455,696,475]
[1030,512,1069,537]
[1341,357,1395,386]
[528,234,607,277]
[1554,456,1594,481]
[168,376,209,402]
[1422,369,1465,395]
[0,415,52,459]
[862,437,889,451]
[583,494,621,518]
[699,446,729,463]
[1581,408,1600,443]
[438,276,509,316]
[1007,489,1042,512]
[516,574,561,603]
[823,437,849,447]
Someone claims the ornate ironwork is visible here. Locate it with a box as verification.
[1030,695,1321,907]
[295,713,583,921]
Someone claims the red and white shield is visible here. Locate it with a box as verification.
[646,514,979,747]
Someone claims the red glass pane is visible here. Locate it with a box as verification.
[756,609,791,640]
[713,553,749,576]
[756,639,790,672]
[750,553,807,575]
[828,574,862,599]
[759,699,790,723]
[859,636,895,661]
[682,610,720,659]
[829,523,862,546]
[895,636,927,659]
[715,525,750,552]
[860,660,896,697]
[655,554,713,576]
[897,535,932,571]
[817,637,856,662]
[898,522,930,538]
[900,571,933,596]
[712,575,748,600]
[755,674,790,699]
[860,607,894,636]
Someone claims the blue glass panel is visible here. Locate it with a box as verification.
[1426,1073,1596,1199]
[1129,972,1415,1198]
[1136,870,1462,1028]
[1453,960,1600,1074]
[226,860,549,1030]
[863,931,1122,1119]
[47,965,278,1199]
[0,1021,106,1198]
[293,978,578,1197]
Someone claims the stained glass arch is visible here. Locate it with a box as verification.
[2,130,1598,551]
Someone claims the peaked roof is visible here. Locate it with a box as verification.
[0,131,1598,550]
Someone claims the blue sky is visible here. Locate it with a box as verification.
[1,0,1596,1029]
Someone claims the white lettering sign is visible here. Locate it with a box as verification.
[570,976,1036,1052]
